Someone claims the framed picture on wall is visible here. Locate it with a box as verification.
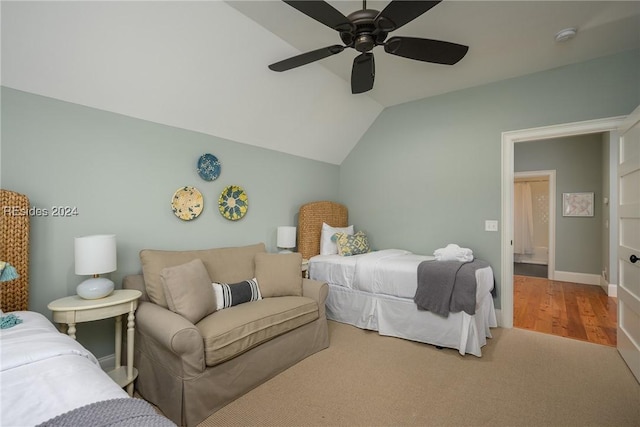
[562,192,594,217]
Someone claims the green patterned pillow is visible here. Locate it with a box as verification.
[332,231,370,256]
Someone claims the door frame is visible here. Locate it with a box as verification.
[514,170,556,279]
[500,116,625,328]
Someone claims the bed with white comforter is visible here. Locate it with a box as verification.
[298,201,497,357]
[309,250,497,356]
[0,311,172,426]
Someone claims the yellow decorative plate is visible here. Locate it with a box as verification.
[218,185,248,221]
[171,186,203,221]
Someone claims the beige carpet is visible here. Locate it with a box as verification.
[196,321,639,427]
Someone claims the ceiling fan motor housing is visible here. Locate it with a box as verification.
[340,9,388,52]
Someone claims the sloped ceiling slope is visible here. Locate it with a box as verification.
[1,1,383,165]
[2,1,639,165]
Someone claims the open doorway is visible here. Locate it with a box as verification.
[513,171,556,280]
[500,116,624,329]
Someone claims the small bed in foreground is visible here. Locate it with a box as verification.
[0,310,174,426]
[298,201,497,357]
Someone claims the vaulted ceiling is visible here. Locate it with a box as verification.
[2,1,639,164]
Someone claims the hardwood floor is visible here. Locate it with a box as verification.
[513,275,617,347]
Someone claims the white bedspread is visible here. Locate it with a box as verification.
[310,249,493,299]
[0,311,128,426]
[309,250,497,356]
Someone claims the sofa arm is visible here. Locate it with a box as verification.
[134,301,206,378]
[302,278,328,318]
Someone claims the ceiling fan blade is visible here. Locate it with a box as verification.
[351,53,375,94]
[283,1,353,32]
[375,1,441,32]
[384,36,468,65]
[269,45,345,72]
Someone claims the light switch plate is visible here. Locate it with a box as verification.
[485,220,498,232]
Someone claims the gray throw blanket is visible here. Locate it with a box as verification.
[414,259,490,317]
[37,398,177,427]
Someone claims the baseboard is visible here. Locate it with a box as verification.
[495,308,504,327]
[98,353,115,371]
[554,271,601,286]
[514,260,548,266]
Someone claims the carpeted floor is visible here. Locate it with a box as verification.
[197,321,640,427]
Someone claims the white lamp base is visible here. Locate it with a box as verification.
[76,277,114,299]
[278,249,293,254]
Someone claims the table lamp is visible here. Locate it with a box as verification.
[277,226,296,253]
[75,234,117,299]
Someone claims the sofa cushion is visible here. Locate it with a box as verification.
[140,243,265,307]
[160,258,216,324]
[196,296,318,367]
[254,252,303,298]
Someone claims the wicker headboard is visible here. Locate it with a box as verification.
[298,201,348,260]
[0,189,30,312]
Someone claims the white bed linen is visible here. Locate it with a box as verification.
[0,311,128,426]
[310,249,494,299]
[309,250,497,356]
[325,285,497,356]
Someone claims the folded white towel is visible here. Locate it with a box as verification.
[434,243,474,262]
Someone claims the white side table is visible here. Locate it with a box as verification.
[47,289,142,396]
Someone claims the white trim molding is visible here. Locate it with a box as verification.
[501,116,626,328]
[599,274,618,297]
[553,271,601,286]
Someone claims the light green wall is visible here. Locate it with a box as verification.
[0,87,339,357]
[339,49,640,307]
[515,134,603,274]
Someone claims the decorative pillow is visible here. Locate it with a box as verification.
[254,252,303,297]
[333,231,370,256]
[320,222,354,255]
[160,258,216,324]
[212,278,261,310]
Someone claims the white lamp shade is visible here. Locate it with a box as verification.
[277,226,296,250]
[75,234,117,275]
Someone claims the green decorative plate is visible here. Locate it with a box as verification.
[171,186,203,221]
[218,185,248,221]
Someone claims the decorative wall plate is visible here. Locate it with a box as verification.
[171,186,203,221]
[218,185,248,221]
[197,153,221,181]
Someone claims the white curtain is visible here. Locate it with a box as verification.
[514,182,534,255]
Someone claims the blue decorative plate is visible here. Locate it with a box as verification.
[197,154,221,181]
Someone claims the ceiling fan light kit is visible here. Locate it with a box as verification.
[269,0,468,94]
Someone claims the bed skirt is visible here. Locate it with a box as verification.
[325,284,497,357]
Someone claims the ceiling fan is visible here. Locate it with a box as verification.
[268,0,469,94]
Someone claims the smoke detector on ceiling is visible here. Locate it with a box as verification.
[554,28,577,43]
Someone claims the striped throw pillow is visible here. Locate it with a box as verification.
[212,278,262,311]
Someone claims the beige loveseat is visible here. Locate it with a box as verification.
[122,243,329,426]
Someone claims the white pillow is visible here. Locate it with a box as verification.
[320,222,354,255]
